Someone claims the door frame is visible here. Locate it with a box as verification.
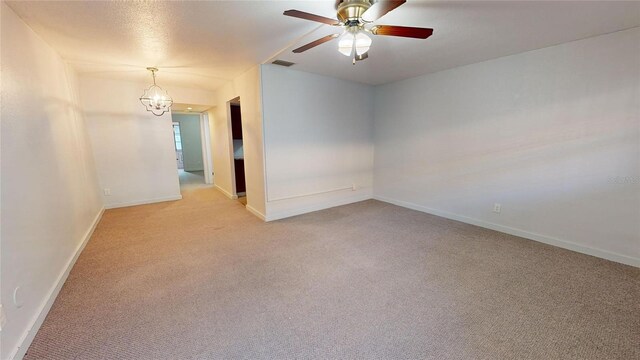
[172,121,184,170]
[199,112,213,185]
[171,110,214,185]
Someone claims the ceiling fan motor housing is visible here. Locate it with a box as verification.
[337,0,372,23]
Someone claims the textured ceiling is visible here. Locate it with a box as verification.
[7,1,640,90]
[6,1,328,91]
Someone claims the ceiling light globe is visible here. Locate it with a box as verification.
[355,31,372,56]
[338,32,355,57]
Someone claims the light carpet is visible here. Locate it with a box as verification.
[25,186,639,359]
[178,170,207,189]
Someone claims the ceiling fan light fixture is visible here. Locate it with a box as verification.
[338,32,355,56]
[139,67,173,116]
[355,31,372,55]
[338,30,371,57]
[285,0,433,63]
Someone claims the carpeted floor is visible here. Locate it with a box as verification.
[26,186,639,359]
[178,170,207,189]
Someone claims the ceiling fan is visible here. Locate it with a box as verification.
[284,0,433,64]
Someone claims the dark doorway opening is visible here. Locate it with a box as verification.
[230,99,246,204]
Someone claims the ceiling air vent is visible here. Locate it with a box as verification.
[272,60,295,67]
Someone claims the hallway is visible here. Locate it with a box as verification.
[25,187,639,359]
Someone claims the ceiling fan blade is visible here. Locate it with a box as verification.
[370,25,434,39]
[361,0,406,22]
[292,34,340,53]
[283,9,340,26]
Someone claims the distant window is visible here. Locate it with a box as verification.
[173,124,182,150]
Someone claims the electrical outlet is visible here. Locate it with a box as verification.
[103,188,111,196]
[351,184,357,191]
[493,203,501,213]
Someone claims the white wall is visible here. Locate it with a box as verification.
[209,66,267,216]
[79,76,214,208]
[373,28,640,266]
[172,113,203,172]
[1,3,103,359]
[260,65,374,220]
[208,106,234,196]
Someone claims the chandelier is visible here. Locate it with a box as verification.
[139,67,173,116]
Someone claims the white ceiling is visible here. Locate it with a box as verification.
[172,103,212,113]
[7,1,640,90]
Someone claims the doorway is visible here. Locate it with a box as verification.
[229,97,247,205]
[173,113,206,188]
[172,122,184,170]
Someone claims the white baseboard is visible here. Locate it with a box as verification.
[104,195,182,209]
[246,205,266,221]
[214,184,237,200]
[9,207,105,360]
[266,192,373,222]
[374,195,639,268]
